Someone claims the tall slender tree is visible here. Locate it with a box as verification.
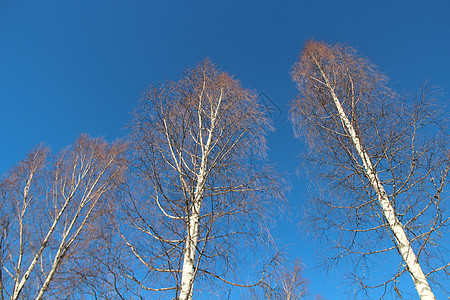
[116,59,282,299]
[0,135,127,300]
[290,40,449,299]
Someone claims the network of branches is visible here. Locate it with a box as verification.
[0,42,448,300]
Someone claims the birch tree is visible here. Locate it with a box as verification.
[0,135,127,299]
[115,59,281,299]
[251,259,309,300]
[290,41,449,299]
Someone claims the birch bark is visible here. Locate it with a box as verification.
[315,60,435,300]
[179,88,221,300]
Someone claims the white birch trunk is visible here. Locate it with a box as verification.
[12,171,34,300]
[35,195,99,300]
[178,90,221,300]
[34,159,114,300]
[323,77,435,299]
[12,196,70,300]
[11,164,81,300]
[178,189,202,300]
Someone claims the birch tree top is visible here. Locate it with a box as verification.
[290,40,448,299]
[120,59,282,299]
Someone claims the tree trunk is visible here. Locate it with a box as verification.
[179,198,202,300]
[179,89,221,300]
[323,77,435,299]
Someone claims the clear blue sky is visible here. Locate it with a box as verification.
[1,1,449,298]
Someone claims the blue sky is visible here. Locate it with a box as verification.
[1,1,449,298]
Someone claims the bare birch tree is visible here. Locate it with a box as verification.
[290,40,449,299]
[113,59,282,299]
[251,259,309,300]
[278,260,309,300]
[0,134,127,299]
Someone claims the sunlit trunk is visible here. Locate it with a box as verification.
[179,88,221,300]
[179,195,202,300]
[324,77,435,300]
